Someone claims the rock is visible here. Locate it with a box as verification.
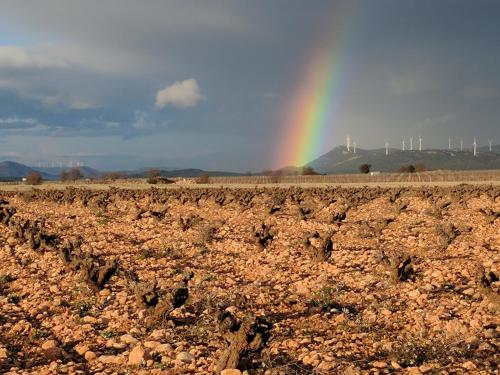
[84,351,97,362]
[0,347,7,359]
[82,316,98,324]
[148,329,166,340]
[484,329,496,339]
[380,308,392,317]
[44,348,63,361]
[120,333,139,345]
[143,340,161,349]
[391,361,401,370]
[128,345,151,366]
[221,370,242,375]
[372,361,387,369]
[419,364,436,373]
[98,355,122,364]
[286,340,299,349]
[406,367,422,375]
[74,343,89,356]
[408,290,421,299]
[462,361,476,370]
[463,288,475,296]
[49,285,59,293]
[176,351,194,364]
[156,343,173,353]
[41,340,58,350]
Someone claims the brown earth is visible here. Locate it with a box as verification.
[0,185,498,374]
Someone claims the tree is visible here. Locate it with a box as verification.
[59,170,68,182]
[359,164,371,174]
[398,164,416,173]
[415,163,426,172]
[196,173,210,184]
[26,171,42,185]
[67,168,82,181]
[302,166,319,175]
[147,169,161,184]
[147,169,160,179]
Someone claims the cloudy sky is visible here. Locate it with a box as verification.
[1,0,499,171]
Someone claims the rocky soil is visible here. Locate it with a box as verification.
[0,185,498,374]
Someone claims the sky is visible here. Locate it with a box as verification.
[0,0,499,171]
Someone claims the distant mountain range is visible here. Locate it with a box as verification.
[0,161,243,181]
[1,145,499,181]
[306,145,500,174]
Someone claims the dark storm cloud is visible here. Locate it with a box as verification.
[0,0,499,170]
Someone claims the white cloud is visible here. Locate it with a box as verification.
[0,117,38,125]
[0,45,69,69]
[155,79,203,109]
[0,78,99,110]
[0,116,50,133]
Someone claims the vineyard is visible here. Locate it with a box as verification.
[0,185,498,374]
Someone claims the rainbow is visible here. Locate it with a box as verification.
[275,6,353,169]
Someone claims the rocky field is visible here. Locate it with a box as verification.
[0,185,498,375]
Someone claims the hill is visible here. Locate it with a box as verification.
[307,146,500,174]
[0,161,242,181]
[128,168,243,178]
[0,161,53,181]
[34,166,100,179]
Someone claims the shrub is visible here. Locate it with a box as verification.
[60,170,68,181]
[61,168,82,181]
[196,173,210,184]
[415,163,426,172]
[147,169,160,179]
[302,166,318,175]
[100,172,125,181]
[398,164,416,173]
[25,172,42,185]
[359,164,371,174]
[265,170,283,183]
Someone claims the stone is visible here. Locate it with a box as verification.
[120,334,139,345]
[221,370,242,375]
[98,355,122,364]
[156,343,173,353]
[82,316,98,324]
[143,340,161,349]
[463,288,475,296]
[41,340,58,350]
[74,343,89,356]
[406,367,422,375]
[43,348,63,361]
[391,361,401,370]
[176,351,194,364]
[84,351,97,362]
[408,290,421,299]
[128,345,151,366]
[372,361,387,368]
[462,361,476,370]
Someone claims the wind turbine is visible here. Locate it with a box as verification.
[385,141,389,156]
[353,141,356,154]
[346,135,351,152]
[489,139,493,152]
[410,137,413,151]
[402,138,405,152]
[418,136,422,152]
[460,139,463,152]
[473,138,477,157]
